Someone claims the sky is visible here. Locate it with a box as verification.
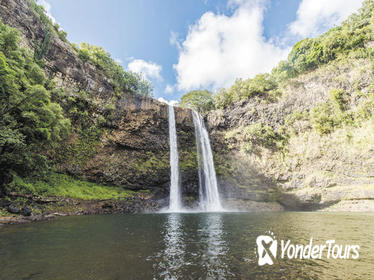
[37,0,364,103]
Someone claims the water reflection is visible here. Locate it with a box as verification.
[154,213,232,279]
[200,214,232,279]
[155,213,185,279]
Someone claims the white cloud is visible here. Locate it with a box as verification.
[127,59,162,80]
[173,0,289,91]
[36,0,56,24]
[127,59,162,81]
[157,97,178,106]
[165,84,174,94]
[169,31,181,49]
[289,0,364,37]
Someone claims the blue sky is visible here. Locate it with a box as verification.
[38,0,363,102]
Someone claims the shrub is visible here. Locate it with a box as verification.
[310,103,336,134]
[242,123,280,150]
[229,73,278,101]
[310,89,352,135]
[288,38,324,73]
[329,89,349,111]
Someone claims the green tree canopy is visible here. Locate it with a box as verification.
[0,21,70,181]
[180,90,213,112]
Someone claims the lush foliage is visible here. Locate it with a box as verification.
[49,87,111,168]
[0,21,70,180]
[76,43,153,97]
[180,90,213,112]
[8,172,134,200]
[214,74,278,109]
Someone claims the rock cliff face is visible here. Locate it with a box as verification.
[206,57,374,211]
[0,0,199,203]
[60,96,199,200]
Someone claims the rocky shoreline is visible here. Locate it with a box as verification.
[3,192,374,226]
[0,193,164,225]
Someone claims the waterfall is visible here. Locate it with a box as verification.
[192,111,223,212]
[168,105,182,211]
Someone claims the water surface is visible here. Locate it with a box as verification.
[0,212,373,279]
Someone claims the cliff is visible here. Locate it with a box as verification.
[56,96,198,200]
[207,56,374,211]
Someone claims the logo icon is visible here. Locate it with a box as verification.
[256,232,277,266]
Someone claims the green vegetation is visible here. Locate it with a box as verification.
[7,173,134,200]
[29,0,68,43]
[28,0,68,65]
[51,90,105,168]
[310,103,337,135]
[225,123,287,154]
[34,30,51,61]
[0,21,70,182]
[309,89,352,135]
[180,90,213,112]
[214,74,279,109]
[54,127,102,168]
[308,87,374,135]
[75,43,153,97]
[0,208,10,216]
[179,150,198,170]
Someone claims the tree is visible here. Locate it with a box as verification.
[213,88,233,109]
[0,21,70,181]
[180,90,213,112]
